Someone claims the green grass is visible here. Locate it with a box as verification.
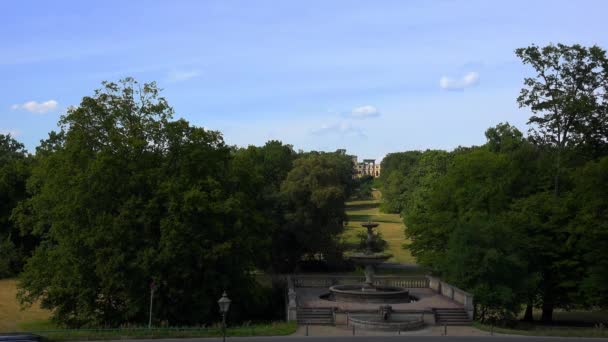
[27,322,297,341]
[1,279,295,340]
[343,192,416,264]
[474,321,608,338]
[526,310,608,323]
[0,279,52,332]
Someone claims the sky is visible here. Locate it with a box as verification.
[2,0,608,161]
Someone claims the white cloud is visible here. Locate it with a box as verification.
[439,71,479,90]
[346,105,381,119]
[311,121,366,138]
[0,129,20,137]
[11,100,58,113]
[167,69,201,82]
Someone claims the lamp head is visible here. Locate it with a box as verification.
[218,291,231,314]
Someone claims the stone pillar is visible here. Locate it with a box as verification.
[365,265,374,286]
[366,226,374,254]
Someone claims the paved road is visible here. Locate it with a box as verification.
[101,337,608,342]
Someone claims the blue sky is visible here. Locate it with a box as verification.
[2,0,607,160]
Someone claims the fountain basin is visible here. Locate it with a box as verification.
[347,252,391,265]
[329,284,411,303]
[349,314,424,331]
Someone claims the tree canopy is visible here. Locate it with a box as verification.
[10,79,354,327]
[381,44,608,323]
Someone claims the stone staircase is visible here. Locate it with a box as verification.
[297,308,334,325]
[434,308,472,325]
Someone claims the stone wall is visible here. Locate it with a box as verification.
[286,274,474,322]
[427,276,474,319]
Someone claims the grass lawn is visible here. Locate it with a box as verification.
[0,279,52,332]
[0,279,295,340]
[474,310,608,338]
[24,322,297,341]
[343,191,416,264]
[474,321,608,338]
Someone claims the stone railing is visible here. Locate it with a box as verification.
[291,275,430,289]
[286,274,474,321]
[428,276,474,319]
[286,276,297,321]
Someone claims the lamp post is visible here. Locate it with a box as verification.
[217,291,231,342]
[148,280,157,329]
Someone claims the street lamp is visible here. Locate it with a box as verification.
[217,291,231,342]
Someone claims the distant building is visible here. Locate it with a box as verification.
[351,155,381,178]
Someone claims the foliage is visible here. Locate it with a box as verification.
[516,44,608,157]
[353,175,374,199]
[569,157,608,307]
[405,124,552,319]
[231,141,297,272]
[377,151,422,213]
[356,231,388,253]
[277,152,353,272]
[13,79,271,327]
[0,134,30,278]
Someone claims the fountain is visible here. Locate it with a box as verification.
[328,221,411,303]
[348,305,425,331]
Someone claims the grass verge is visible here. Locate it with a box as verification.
[343,195,416,264]
[0,279,51,332]
[26,322,297,341]
[473,321,608,338]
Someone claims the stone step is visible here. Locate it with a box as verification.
[297,320,334,325]
[434,308,471,326]
[298,308,333,312]
[437,316,471,320]
[437,321,473,326]
[298,311,333,315]
[297,308,334,325]
[435,308,466,312]
[437,313,469,316]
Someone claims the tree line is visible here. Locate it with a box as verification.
[378,44,608,323]
[0,78,354,327]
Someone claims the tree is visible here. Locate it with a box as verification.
[444,213,528,322]
[516,43,608,194]
[378,151,422,213]
[353,175,374,199]
[231,141,297,272]
[569,157,608,308]
[0,134,30,277]
[277,152,353,271]
[404,124,551,320]
[15,79,270,327]
[515,44,608,321]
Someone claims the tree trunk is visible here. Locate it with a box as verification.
[541,301,554,323]
[522,304,534,322]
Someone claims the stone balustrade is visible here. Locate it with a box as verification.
[427,276,474,319]
[286,274,475,321]
[291,275,429,288]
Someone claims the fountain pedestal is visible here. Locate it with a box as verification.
[328,221,411,303]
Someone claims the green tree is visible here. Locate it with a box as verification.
[15,79,270,327]
[0,134,30,277]
[569,157,608,307]
[353,175,374,199]
[278,152,353,271]
[515,43,608,321]
[507,191,580,323]
[378,151,422,213]
[231,140,297,272]
[404,124,546,319]
[516,43,608,193]
[444,213,528,322]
